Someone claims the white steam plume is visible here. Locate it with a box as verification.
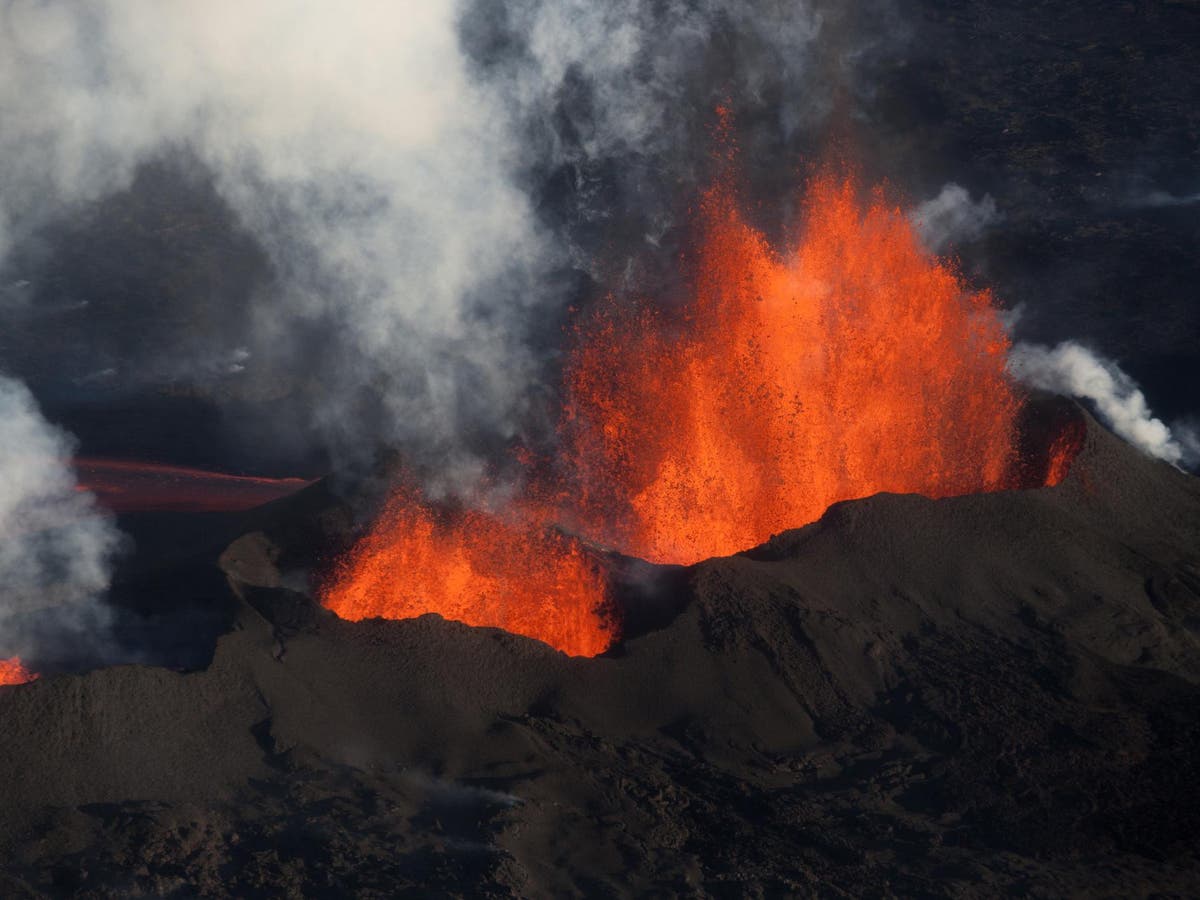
[0,0,544,490]
[490,0,824,157]
[0,374,123,661]
[911,183,998,253]
[466,0,831,276]
[0,0,845,491]
[1009,341,1186,466]
[1176,421,1200,469]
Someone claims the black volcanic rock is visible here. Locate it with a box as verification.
[2,410,1200,896]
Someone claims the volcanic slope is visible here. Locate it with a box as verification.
[2,407,1200,897]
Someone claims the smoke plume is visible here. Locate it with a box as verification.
[0,0,863,491]
[1126,188,1200,209]
[911,183,999,252]
[0,374,124,662]
[1009,341,1188,466]
[0,0,549,490]
[1169,418,1200,470]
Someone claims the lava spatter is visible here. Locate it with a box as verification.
[558,167,1025,564]
[321,485,616,657]
[0,657,38,686]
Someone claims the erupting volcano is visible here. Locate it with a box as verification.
[321,485,615,657]
[322,139,1077,654]
[0,657,38,687]
[557,166,1024,564]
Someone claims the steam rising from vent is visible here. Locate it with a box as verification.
[0,0,545,485]
[0,0,852,487]
[1009,341,1187,466]
[0,375,123,667]
[910,183,999,252]
[1177,422,1200,469]
[3,1,1184,666]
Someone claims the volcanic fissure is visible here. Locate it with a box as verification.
[318,145,1081,658]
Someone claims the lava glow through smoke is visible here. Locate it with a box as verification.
[0,657,38,686]
[323,152,1069,655]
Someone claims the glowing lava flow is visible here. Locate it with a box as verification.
[1043,418,1087,487]
[74,458,313,513]
[557,169,1025,565]
[321,487,616,657]
[0,657,38,686]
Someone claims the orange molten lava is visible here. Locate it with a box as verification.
[0,657,38,686]
[324,128,1060,651]
[1044,419,1087,487]
[322,486,616,657]
[557,168,1023,564]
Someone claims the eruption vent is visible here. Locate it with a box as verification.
[558,168,1023,564]
[0,657,38,687]
[323,141,1070,654]
[322,486,615,658]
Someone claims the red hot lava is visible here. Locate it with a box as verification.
[557,167,1025,564]
[321,485,616,658]
[75,458,312,513]
[1042,417,1087,487]
[0,657,38,686]
[323,139,1080,654]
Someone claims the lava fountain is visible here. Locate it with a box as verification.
[0,657,39,686]
[557,167,1026,565]
[322,485,616,658]
[324,136,1078,652]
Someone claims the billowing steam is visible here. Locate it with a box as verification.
[1009,341,1190,466]
[1178,421,1200,469]
[3,2,1189,665]
[0,0,852,491]
[0,0,547,490]
[0,0,901,667]
[911,183,999,252]
[0,374,123,663]
[4,2,1189,493]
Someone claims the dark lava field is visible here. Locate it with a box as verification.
[2,410,1199,896]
